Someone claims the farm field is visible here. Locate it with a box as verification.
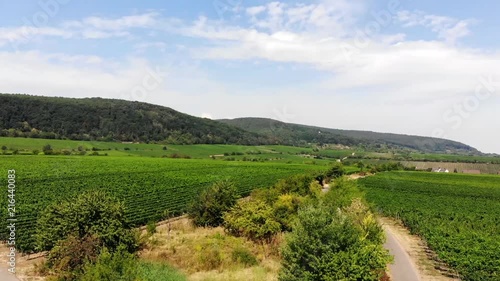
[0,137,339,163]
[0,155,326,253]
[358,172,500,281]
[401,161,500,174]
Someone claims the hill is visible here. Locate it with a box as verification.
[217,117,479,154]
[0,94,480,153]
[0,94,270,145]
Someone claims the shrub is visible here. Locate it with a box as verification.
[274,174,316,197]
[146,221,157,236]
[32,149,40,155]
[43,144,53,155]
[323,177,362,209]
[272,194,304,231]
[46,234,102,279]
[231,247,258,267]
[325,162,345,179]
[197,243,223,271]
[279,205,391,281]
[36,190,139,254]
[188,180,239,227]
[223,199,281,242]
[79,246,138,281]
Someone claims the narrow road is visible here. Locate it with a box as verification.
[382,222,421,281]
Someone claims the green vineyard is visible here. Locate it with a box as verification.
[0,156,324,253]
[359,172,500,281]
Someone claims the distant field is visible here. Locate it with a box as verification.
[359,172,500,280]
[0,137,335,163]
[401,161,500,174]
[0,156,326,253]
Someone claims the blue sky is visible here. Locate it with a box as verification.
[0,0,499,153]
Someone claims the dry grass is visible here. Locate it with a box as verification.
[140,218,282,281]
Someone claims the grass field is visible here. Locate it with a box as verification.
[359,172,500,281]
[0,155,326,253]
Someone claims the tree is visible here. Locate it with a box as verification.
[325,162,345,179]
[279,205,391,281]
[36,190,139,253]
[188,180,239,227]
[223,199,281,242]
[1,145,6,151]
[42,144,53,155]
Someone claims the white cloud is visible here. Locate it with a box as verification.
[396,10,474,44]
[1,2,499,152]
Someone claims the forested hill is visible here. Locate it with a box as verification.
[0,94,480,153]
[0,94,270,144]
[217,117,479,154]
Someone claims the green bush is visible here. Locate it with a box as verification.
[272,194,303,231]
[279,205,391,281]
[231,247,258,267]
[46,234,102,280]
[146,221,157,235]
[274,174,317,197]
[79,246,138,281]
[323,176,362,209]
[188,180,239,227]
[325,162,345,179]
[223,199,281,242]
[136,262,186,281]
[36,190,139,253]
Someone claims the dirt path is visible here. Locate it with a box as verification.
[379,217,460,281]
[0,245,20,281]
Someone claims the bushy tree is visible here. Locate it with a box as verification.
[272,194,304,231]
[274,174,318,197]
[223,199,281,242]
[325,162,345,179]
[188,180,239,227]
[279,205,391,281]
[79,246,138,281]
[45,234,102,279]
[36,190,139,253]
[42,144,53,155]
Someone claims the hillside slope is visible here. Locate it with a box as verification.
[0,94,270,145]
[218,118,479,154]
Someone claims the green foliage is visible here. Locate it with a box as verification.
[0,94,272,145]
[231,247,258,267]
[279,205,391,281]
[223,199,281,241]
[35,190,139,253]
[0,156,324,252]
[274,174,318,197]
[46,234,102,280]
[323,177,362,209]
[43,144,53,155]
[325,162,345,179]
[146,221,157,236]
[359,172,500,280]
[188,180,239,227]
[272,194,304,231]
[79,246,138,281]
[136,262,186,281]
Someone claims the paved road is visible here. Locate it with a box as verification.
[383,225,421,281]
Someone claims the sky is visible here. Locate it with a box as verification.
[0,0,499,153]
